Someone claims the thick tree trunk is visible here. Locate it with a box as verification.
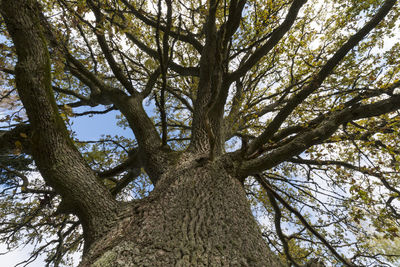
[0,1,283,265]
[79,155,282,266]
[0,0,120,248]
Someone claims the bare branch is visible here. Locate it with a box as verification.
[120,0,203,52]
[255,174,355,266]
[259,174,301,266]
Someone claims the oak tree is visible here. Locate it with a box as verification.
[1,0,400,266]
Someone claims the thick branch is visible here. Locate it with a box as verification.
[88,0,137,95]
[141,67,161,98]
[247,0,397,154]
[227,0,307,82]
[289,158,400,196]
[40,14,166,179]
[239,94,400,175]
[0,0,119,248]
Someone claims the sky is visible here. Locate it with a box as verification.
[0,244,47,267]
[69,109,132,140]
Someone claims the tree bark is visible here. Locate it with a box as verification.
[0,1,284,265]
[79,154,282,266]
[0,0,340,265]
[0,0,120,249]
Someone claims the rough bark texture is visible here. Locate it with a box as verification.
[0,1,285,265]
[0,0,120,249]
[79,154,282,266]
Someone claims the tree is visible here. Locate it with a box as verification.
[0,0,400,265]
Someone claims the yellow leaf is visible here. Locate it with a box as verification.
[15,140,22,149]
[63,104,73,116]
[14,140,22,155]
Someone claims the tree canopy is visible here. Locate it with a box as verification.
[1,0,400,266]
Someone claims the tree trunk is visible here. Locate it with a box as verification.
[0,1,283,265]
[79,155,282,266]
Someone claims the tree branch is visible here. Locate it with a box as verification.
[259,174,300,266]
[0,0,120,248]
[289,157,400,197]
[87,0,137,95]
[255,174,355,266]
[227,0,307,83]
[119,0,203,52]
[247,0,397,155]
[239,94,400,175]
